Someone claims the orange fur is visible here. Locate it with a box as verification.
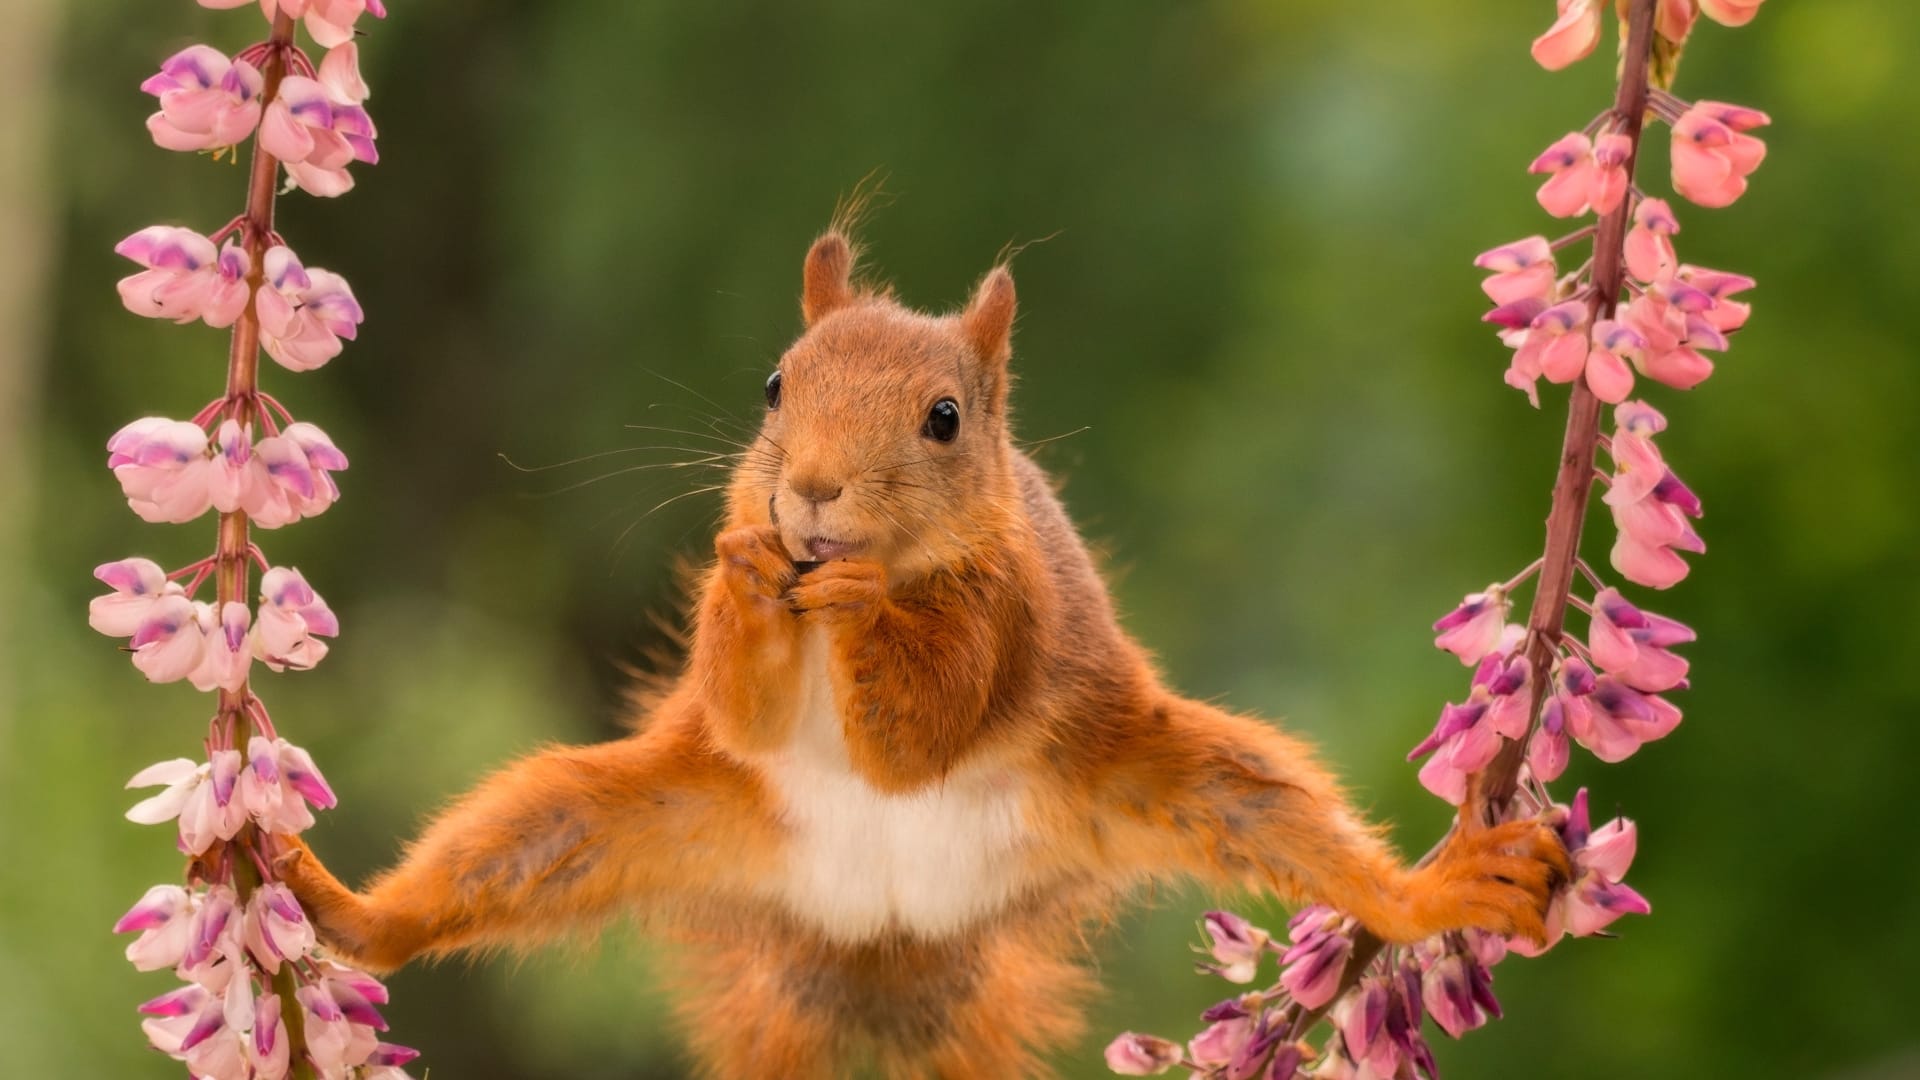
[278,227,1568,1078]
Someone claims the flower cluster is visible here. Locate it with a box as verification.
[1107,0,1762,1073]
[102,1,410,1076]
[117,883,416,1079]
[105,414,346,526]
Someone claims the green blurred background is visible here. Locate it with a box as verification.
[3,0,1916,1076]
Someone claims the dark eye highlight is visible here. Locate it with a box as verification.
[765,370,783,410]
[922,399,960,442]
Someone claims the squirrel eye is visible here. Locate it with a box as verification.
[765,370,783,410]
[922,399,960,443]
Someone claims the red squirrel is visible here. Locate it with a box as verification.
[277,226,1569,1078]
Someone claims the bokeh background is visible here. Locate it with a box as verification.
[3,1,1916,1077]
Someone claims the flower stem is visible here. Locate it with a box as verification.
[213,11,294,749]
[214,11,316,1079]
[1470,0,1657,818]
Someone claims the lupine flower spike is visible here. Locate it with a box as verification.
[101,1,412,1076]
[1108,0,1765,1071]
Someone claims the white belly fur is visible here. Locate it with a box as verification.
[756,628,1028,942]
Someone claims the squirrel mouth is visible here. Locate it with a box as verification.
[803,537,865,561]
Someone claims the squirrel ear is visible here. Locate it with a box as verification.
[961,266,1016,364]
[801,232,855,327]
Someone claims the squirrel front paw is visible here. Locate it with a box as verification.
[787,559,887,626]
[1393,819,1571,944]
[715,525,799,612]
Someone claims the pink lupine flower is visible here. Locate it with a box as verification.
[1420,952,1500,1038]
[1583,320,1645,404]
[127,595,208,683]
[259,75,378,197]
[1588,588,1693,692]
[319,41,371,105]
[1503,299,1590,406]
[206,420,254,513]
[244,882,316,973]
[250,991,292,1080]
[1624,198,1680,283]
[1198,910,1269,983]
[366,1043,423,1072]
[238,735,338,833]
[125,755,250,855]
[1620,290,1715,391]
[1569,677,1682,762]
[138,984,234,1077]
[1699,0,1765,26]
[1528,132,1627,218]
[1608,469,1704,589]
[115,226,251,329]
[107,417,214,523]
[1531,0,1602,70]
[253,566,340,671]
[1432,586,1510,665]
[255,246,365,371]
[1530,133,1596,218]
[114,884,196,972]
[298,971,387,1075]
[178,884,241,981]
[89,557,182,637]
[1655,0,1698,42]
[1526,659,1591,783]
[1187,1007,1253,1069]
[1678,264,1755,334]
[200,0,387,49]
[190,600,254,693]
[248,420,349,527]
[1410,651,1531,803]
[1279,908,1352,1009]
[141,45,263,153]
[1671,101,1770,209]
[1511,790,1650,956]
[1105,1033,1181,1075]
[1329,976,1390,1073]
[1473,237,1557,306]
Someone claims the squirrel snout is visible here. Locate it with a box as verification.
[789,473,844,504]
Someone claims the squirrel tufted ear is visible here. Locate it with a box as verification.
[961,266,1016,364]
[801,231,856,327]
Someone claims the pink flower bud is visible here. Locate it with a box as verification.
[1279,923,1352,1009]
[1198,910,1269,983]
[1104,1033,1181,1075]
[1529,133,1600,218]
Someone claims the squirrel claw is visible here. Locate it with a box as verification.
[786,559,887,622]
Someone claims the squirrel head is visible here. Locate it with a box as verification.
[731,229,1022,578]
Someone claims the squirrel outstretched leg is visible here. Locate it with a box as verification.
[1089,696,1569,945]
[276,717,775,972]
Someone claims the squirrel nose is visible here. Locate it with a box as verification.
[789,473,844,505]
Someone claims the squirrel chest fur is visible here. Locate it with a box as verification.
[277,224,1571,1079]
[756,626,1031,942]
